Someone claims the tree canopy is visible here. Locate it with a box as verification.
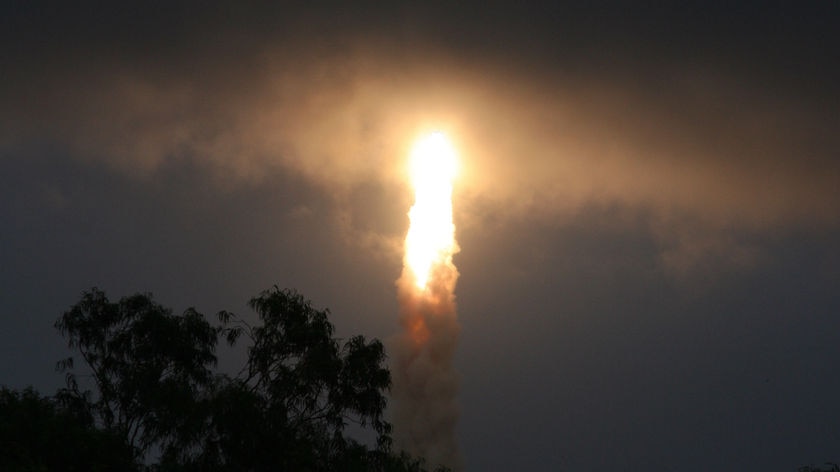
[42,286,446,471]
[0,386,136,471]
[55,289,218,460]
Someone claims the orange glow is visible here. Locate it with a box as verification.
[404,132,458,290]
[408,317,430,344]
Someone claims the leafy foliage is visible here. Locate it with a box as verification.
[0,386,136,471]
[243,288,391,445]
[52,286,437,471]
[176,287,394,470]
[55,289,219,459]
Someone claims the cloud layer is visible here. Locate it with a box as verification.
[3,2,838,270]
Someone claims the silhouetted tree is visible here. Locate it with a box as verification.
[56,286,442,471]
[0,386,136,471]
[167,287,394,470]
[55,289,220,461]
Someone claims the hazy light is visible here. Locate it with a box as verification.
[405,131,458,290]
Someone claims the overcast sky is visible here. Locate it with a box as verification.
[2,2,839,470]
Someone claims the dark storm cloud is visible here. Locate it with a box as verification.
[3,2,837,241]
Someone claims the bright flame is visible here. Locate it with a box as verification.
[405,132,458,290]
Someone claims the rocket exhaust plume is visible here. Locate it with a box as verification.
[393,131,462,470]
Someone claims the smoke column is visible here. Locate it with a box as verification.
[392,132,462,470]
